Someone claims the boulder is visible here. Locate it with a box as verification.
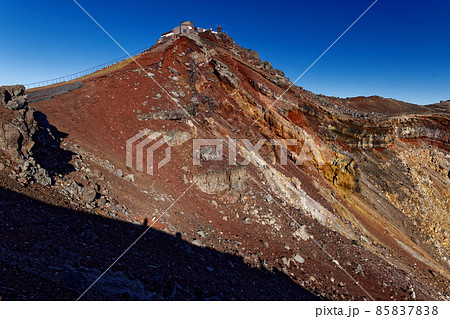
[167,66,180,75]
[195,166,247,194]
[294,254,305,264]
[0,85,27,110]
[81,187,98,203]
[34,167,52,186]
[212,59,239,89]
[293,225,310,241]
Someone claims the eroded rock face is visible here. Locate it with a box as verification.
[325,115,450,151]
[212,59,239,89]
[195,166,247,194]
[0,85,27,110]
[0,109,37,162]
[321,153,360,192]
[0,86,41,161]
[1,88,55,185]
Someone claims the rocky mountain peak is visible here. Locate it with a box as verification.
[1,29,449,301]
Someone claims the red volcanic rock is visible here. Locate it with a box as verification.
[1,30,448,301]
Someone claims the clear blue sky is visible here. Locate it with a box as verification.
[1,0,449,105]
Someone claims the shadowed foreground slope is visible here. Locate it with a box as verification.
[0,185,318,300]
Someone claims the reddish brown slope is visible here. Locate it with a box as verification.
[17,31,450,300]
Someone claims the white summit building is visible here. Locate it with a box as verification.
[159,21,222,41]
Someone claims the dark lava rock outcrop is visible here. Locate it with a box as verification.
[0,85,27,110]
[0,87,55,185]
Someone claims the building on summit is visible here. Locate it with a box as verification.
[159,21,222,40]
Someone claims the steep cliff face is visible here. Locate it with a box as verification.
[0,86,57,186]
[320,112,449,151]
[3,31,449,300]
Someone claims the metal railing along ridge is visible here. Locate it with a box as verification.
[25,47,149,89]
